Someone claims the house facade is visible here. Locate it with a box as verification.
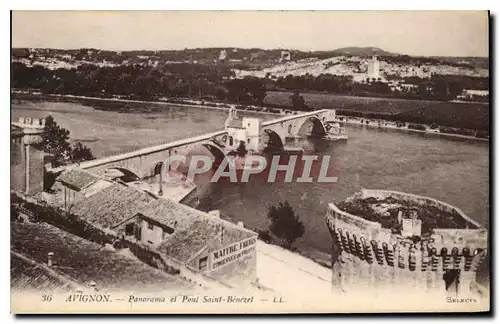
[65,181,258,287]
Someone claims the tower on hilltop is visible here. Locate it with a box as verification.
[367,55,380,80]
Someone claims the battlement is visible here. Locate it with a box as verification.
[14,117,46,129]
[325,189,488,294]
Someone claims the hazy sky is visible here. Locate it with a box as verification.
[12,11,489,57]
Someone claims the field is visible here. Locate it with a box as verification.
[264,91,490,131]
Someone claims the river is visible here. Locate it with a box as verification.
[12,98,490,282]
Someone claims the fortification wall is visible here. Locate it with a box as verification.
[325,190,488,295]
[11,118,45,196]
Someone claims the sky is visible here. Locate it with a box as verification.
[11,11,489,57]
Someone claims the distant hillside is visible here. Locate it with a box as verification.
[11,46,488,72]
[329,46,397,57]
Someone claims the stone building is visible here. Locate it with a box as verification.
[224,107,262,153]
[11,117,45,196]
[65,181,258,287]
[325,189,488,297]
[367,56,380,80]
[48,168,114,209]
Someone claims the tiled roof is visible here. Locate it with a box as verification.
[68,183,155,228]
[159,218,220,263]
[159,215,256,264]
[11,222,194,292]
[140,199,200,232]
[11,253,72,292]
[56,169,100,192]
[66,180,256,266]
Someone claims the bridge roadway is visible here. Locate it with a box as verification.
[49,109,337,179]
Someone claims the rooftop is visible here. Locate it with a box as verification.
[127,179,196,203]
[11,222,194,292]
[66,181,256,264]
[56,169,100,192]
[139,198,200,232]
[68,183,155,228]
[335,189,479,236]
[159,218,220,263]
[11,252,73,292]
[159,216,255,264]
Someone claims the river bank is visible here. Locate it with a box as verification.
[11,91,283,117]
[12,91,489,143]
[342,117,489,142]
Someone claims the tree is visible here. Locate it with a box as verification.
[235,141,248,157]
[43,115,72,166]
[43,115,95,166]
[267,201,305,249]
[290,91,308,111]
[71,142,95,163]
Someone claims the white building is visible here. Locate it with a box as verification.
[280,51,291,62]
[219,50,228,62]
[367,56,380,79]
[224,107,261,153]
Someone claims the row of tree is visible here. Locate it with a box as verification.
[273,73,489,101]
[12,62,267,103]
[13,62,488,106]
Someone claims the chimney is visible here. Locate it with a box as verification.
[397,210,403,224]
[89,280,97,291]
[237,221,244,228]
[47,252,54,267]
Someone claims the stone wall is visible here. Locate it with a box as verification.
[325,190,488,296]
[10,135,25,193]
[11,121,45,196]
[190,233,258,288]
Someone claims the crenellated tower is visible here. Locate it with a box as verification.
[325,189,488,297]
[11,117,46,196]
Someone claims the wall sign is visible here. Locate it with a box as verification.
[211,237,256,270]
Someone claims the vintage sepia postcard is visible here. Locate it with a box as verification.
[10,10,490,314]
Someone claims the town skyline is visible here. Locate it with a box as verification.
[12,11,489,57]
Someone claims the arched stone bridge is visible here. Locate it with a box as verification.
[49,109,337,180]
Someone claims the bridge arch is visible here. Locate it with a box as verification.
[262,129,284,152]
[296,116,328,138]
[202,142,226,163]
[104,167,140,182]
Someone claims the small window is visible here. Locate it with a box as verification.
[247,138,251,144]
[125,223,134,236]
[148,223,154,230]
[199,256,208,271]
[229,136,234,146]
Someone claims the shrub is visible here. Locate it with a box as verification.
[267,201,305,249]
[408,123,427,131]
[256,229,272,243]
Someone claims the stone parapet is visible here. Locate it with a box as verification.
[325,189,488,295]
